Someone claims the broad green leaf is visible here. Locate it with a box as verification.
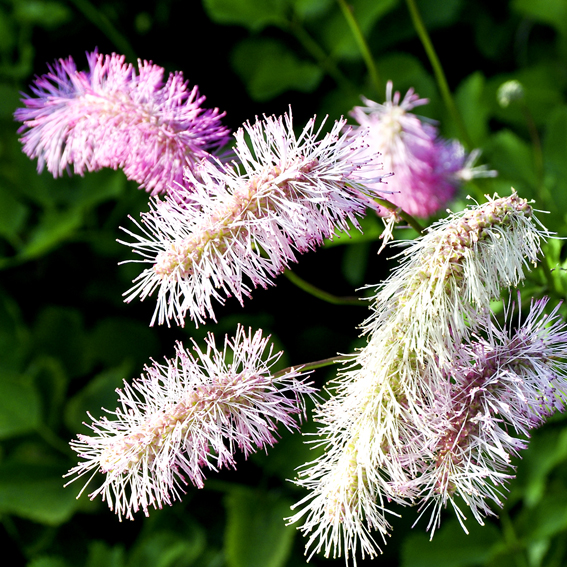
[33,306,88,378]
[485,129,537,197]
[13,0,71,29]
[64,363,132,434]
[86,541,125,567]
[322,0,400,60]
[512,0,567,34]
[401,518,500,567]
[203,0,288,31]
[0,374,41,438]
[0,7,15,53]
[0,461,79,525]
[455,72,489,145]
[417,0,463,29]
[543,105,567,220]
[0,287,29,373]
[291,0,333,20]
[20,207,83,261]
[27,557,70,567]
[0,182,28,239]
[88,317,160,369]
[0,82,21,118]
[224,487,295,567]
[231,38,322,101]
[126,529,205,567]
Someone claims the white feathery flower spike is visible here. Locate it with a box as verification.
[65,325,316,521]
[289,192,555,564]
[120,110,389,326]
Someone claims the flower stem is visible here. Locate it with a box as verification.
[373,196,425,234]
[405,0,472,148]
[337,0,383,96]
[284,269,369,306]
[274,354,351,377]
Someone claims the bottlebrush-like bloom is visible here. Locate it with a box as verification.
[15,51,230,196]
[417,297,567,534]
[65,325,316,521]
[120,111,389,326]
[289,192,552,563]
[349,81,496,217]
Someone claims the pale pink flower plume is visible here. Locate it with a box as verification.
[120,111,389,326]
[65,325,316,520]
[15,51,230,196]
[349,81,496,218]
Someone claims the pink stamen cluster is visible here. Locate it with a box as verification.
[15,51,230,196]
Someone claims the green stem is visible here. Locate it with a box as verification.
[274,354,351,377]
[405,0,472,148]
[287,17,356,94]
[284,269,369,306]
[336,0,383,96]
[67,0,137,62]
[373,195,425,234]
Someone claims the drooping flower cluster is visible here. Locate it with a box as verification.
[289,192,567,563]
[120,111,389,326]
[65,325,316,521]
[15,51,230,196]
[348,81,496,218]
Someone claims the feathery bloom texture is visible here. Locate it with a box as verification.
[349,81,496,217]
[120,111,389,326]
[65,325,316,520]
[289,192,552,563]
[417,297,567,534]
[15,51,230,196]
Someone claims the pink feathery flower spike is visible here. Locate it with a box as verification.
[349,81,496,218]
[120,110,389,326]
[15,51,231,196]
[65,325,316,521]
[417,296,567,535]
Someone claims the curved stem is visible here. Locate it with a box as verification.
[287,17,356,94]
[274,354,351,377]
[373,196,425,234]
[405,0,472,148]
[336,0,383,96]
[284,269,369,306]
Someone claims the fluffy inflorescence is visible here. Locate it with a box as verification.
[289,192,565,564]
[15,51,230,196]
[120,111,389,326]
[348,81,496,218]
[65,325,316,521]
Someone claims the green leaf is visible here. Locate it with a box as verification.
[0,287,30,373]
[20,207,84,261]
[86,541,125,567]
[512,0,567,35]
[455,72,489,145]
[126,530,205,567]
[543,105,567,219]
[401,519,500,567]
[224,487,295,567]
[0,460,79,525]
[64,363,131,434]
[33,306,88,378]
[88,317,160,369]
[27,557,70,567]
[203,0,288,31]
[0,374,41,439]
[485,129,537,196]
[321,0,400,60]
[13,0,71,29]
[291,0,333,20]
[231,38,323,101]
[0,182,28,239]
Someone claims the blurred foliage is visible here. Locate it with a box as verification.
[1,0,567,566]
